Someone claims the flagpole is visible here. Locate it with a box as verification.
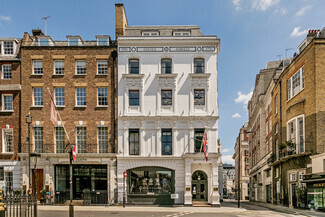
[47,88,71,145]
[199,128,205,153]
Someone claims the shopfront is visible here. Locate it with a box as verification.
[55,165,108,204]
[127,167,175,205]
[306,182,325,210]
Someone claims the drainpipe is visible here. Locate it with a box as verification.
[279,80,283,206]
[111,48,117,205]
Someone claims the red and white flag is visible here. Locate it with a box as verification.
[50,99,58,124]
[72,145,76,161]
[202,130,208,162]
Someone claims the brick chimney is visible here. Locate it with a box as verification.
[32,28,45,37]
[115,3,128,39]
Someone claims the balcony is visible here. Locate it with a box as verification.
[20,143,111,154]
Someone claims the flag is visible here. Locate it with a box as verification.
[202,130,208,162]
[50,99,58,124]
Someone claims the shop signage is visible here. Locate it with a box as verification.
[171,194,179,199]
[313,183,325,188]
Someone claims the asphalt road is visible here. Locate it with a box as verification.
[38,201,317,217]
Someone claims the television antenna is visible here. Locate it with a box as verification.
[285,48,295,58]
[41,16,52,35]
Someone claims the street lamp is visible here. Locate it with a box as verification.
[31,153,41,217]
[237,130,251,208]
[25,114,32,194]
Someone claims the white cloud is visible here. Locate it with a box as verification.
[232,113,241,118]
[295,5,312,17]
[0,16,11,22]
[290,26,308,38]
[222,148,230,153]
[251,0,280,11]
[235,91,253,105]
[222,155,235,165]
[233,0,242,11]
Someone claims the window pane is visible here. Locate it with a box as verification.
[161,90,172,106]
[33,88,43,106]
[76,88,86,106]
[33,60,43,74]
[194,129,205,152]
[55,127,65,153]
[5,172,13,192]
[33,127,43,153]
[129,129,139,155]
[161,59,172,74]
[97,38,108,46]
[3,129,13,152]
[54,60,65,75]
[3,95,13,110]
[76,127,86,153]
[2,65,12,79]
[3,41,14,55]
[162,129,172,155]
[55,88,65,106]
[76,60,86,75]
[194,89,205,105]
[39,39,49,46]
[98,88,108,106]
[129,59,139,74]
[194,58,204,74]
[129,90,139,106]
[98,127,108,153]
[298,118,304,153]
[97,60,108,74]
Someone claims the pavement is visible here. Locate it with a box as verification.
[37,200,325,217]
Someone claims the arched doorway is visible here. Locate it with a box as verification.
[192,170,208,201]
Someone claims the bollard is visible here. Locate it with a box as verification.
[0,203,5,217]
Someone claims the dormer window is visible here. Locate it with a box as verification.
[96,37,109,46]
[2,41,14,55]
[142,31,159,36]
[39,38,49,46]
[173,31,190,36]
[69,38,79,46]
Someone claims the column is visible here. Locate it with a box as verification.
[211,160,220,207]
[184,159,192,205]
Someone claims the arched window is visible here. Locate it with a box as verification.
[192,170,207,181]
[161,58,172,74]
[194,58,204,74]
[129,59,139,74]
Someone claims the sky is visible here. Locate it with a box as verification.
[1,0,325,165]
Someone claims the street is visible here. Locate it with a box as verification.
[38,200,324,217]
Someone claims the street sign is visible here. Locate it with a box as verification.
[171,194,178,199]
[72,146,76,161]
[124,171,127,178]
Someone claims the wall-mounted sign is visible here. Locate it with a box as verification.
[171,194,179,199]
[119,46,216,53]
[313,183,325,188]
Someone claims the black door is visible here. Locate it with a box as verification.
[192,171,208,201]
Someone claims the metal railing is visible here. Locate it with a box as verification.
[3,192,35,217]
[20,144,110,154]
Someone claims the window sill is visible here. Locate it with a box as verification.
[96,73,108,76]
[1,110,14,113]
[96,105,108,108]
[74,74,86,76]
[1,78,12,80]
[31,106,43,108]
[1,152,14,155]
[74,106,86,108]
[286,88,305,103]
[31,74,43,76]
[52,74,65,76]
[56,106,65,108]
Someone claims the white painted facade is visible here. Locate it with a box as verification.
[117,30,221,206]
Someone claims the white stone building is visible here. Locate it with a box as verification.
[116,7,221,206]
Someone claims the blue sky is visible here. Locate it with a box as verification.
[1,0,324,164]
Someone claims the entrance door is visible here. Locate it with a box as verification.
[192,171,208,201]
[266,185,271,203]
[32,169,44,200]
[73,176,91,200]
[291,184,297,208]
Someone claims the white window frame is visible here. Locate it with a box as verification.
[2,94,13,111]
[97,38,109,46]
[75,87,86,107]
[32,87,43,107]
[68,38,80,46]
[32,60,43,75]
[142,31,159,36]
[38,38,49,46]
[173,31,190,36]
[4,171,13,192]
[54,87,65,107]
[2,64,12,80]
[286,114,305,154]
[97,126,108,153]
[33,126,43,153]
[287,66,304,101]
[54,60,65,75]
[76,126,86,153]
[275,95,278,114]
[97,87,108,106]
[289,173,296,181]
[2,41,15,55]
[75,60,86,75]
[55,126,65,153]
[97,60,108,75]
[298,171,304,180]
[2,128,13,153]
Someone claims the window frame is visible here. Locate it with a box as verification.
[32,87,43,107]
[68,38,80,46]
[161,128,172,155]
[76,126,86,153]
[287,66,304,101]
[55,126,65,153]
[4,171,13,192]
[54,87,65,107]
[97,38,109,46]
[161,89,173,106]
[141,31,159,36]
[173,31,190,36]
[75,60,86,75]
[2,128,13,153]
[161,58,172,74]
[38,38,49,46]
[194,128,205,153]
[97,87,108,106]
[2,41,14,55]
[97,60,108,75]
[194,89,205,106]
[33,126,43,153]
[75,87,86,107]
[32,60,43,75]
[97,126,108,153]
[286,114,305,154]
[2,64,12,80]
[129,90,140,106]
[129,129,140,155]
[2,94,13,111]
[194,58,205,74]
[54,60,65,75]
[129,59,140,74]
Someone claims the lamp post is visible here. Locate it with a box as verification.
[31,153,41,217]
[25,114,32,194]
[237,130,251,208]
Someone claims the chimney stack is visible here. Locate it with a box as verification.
[115,3,128,40]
